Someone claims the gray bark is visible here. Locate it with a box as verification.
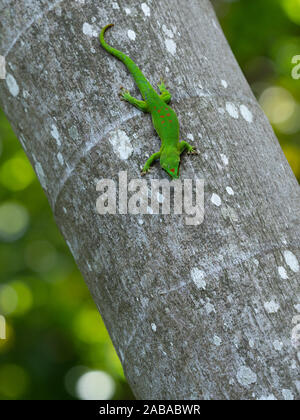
[1,0,300,400]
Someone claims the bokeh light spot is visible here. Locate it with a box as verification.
[10,281,33,315]
[0,150,35,191]
[280,0,300,25]
[0,285,18,315]
[64,365,89,398]
[259,86,296,125]
[0,201,29,242]
[276,103,300,134]
[76,370,115,400]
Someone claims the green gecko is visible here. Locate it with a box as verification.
[100,24,197,179]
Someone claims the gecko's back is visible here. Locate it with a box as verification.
[100,24,197,179]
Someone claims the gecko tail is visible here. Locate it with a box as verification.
[99,24,152,99]
[99,24,114,49]
[99,23,127,62]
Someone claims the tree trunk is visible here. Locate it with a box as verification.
[1,0,299,400]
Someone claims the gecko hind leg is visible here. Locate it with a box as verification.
[119,87,149,112]
[179,141,198,155]
[141,151,161,175]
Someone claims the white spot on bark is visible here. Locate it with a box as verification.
[68,125,78,140]
[236,366,257,387]
[82,22,97,37]
[19,133,27,150]
[57,152,64,165]
[119,348,124,363]
[226,186,234,195]
[124,7,131,15]
[162,25,174,38]
[187,133,194,141]
[213,335,222,346]
[240,104,253,123]
[191,267,206,290]
[294,304,300,312]
[278,266,288,279]
[283,250,299,273]
[218,107,225,115]
[147,206,154,214]
[151,323,157,332]
[205,302,215,315]
[112,2,120,9]
[108,129,133,160]
[157,192,164,203]
[226,102,239,119]
[221,79,228,88]
[34,162,47,189]
[141,3,151,17]
[127,30,136,41]
[6,73,19,97]
[220,154,229,166]
[259,394,277,400]
[282,389,294,400]
[50,124,61,146]
[165,39,177,56]
[211,193,222,207]
[273,340,283,351]
[138,219,144,225]
[264,300,280,313]
[221,206,239,222]
[249,339,255,348]
[199,90,211,98]
[63,207,67,214]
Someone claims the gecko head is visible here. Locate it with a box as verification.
[160,152,180,179]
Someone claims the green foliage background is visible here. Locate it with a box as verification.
[0,0,299,400]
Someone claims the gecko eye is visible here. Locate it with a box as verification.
[170,168,175,173]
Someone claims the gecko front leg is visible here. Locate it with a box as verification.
[119,87,149,112]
